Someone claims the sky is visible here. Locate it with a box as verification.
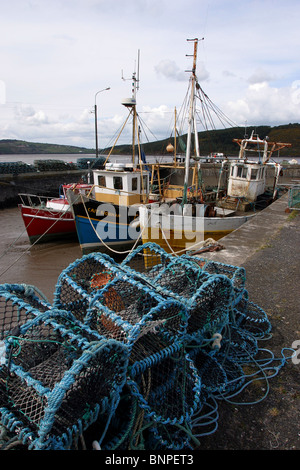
[0,0,299,150]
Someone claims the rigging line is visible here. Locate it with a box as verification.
[176,85,191,135]
[136,113,158,143]
[103,111,132,166]
[96,111,134,157]
[196,84,238,128]
[0,206,46,261]
[79,193,149,255]
[158,222,217,257]
[196,88,218,130]
[0,193,73,261]
[0,204,72,279]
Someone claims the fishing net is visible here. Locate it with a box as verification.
[128,351,201,450]
[190,350,227,394]
[121,242,174,281]
[0,283,51,341]
[0,310,128,450]
[218,324,259,362]
[53,252,121,322]
[0,161,37,175]
[86,275,187,345]
[185,275,233,342]
[122,243,233,343]
[233,294,272,338]
[213,354,245,394]
[188,258,246,306]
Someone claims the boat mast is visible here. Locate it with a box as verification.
[183,38,199,205]
[122,50,140,166]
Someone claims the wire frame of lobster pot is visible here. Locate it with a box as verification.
[120,242,177,281]
[53,252,123,322]
[85,275,188,372]
[0,283,52,341]
[185,257,246,306]
[146,256,213,301]
[185,274,233,343]
[218,323,259,363]
[128,352,201,450]
[189,349,228,395]
[234,299,272,338]
[0,311,128,450]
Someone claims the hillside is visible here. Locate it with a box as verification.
[0,139,94,155]
[1,123,299,157]
[135,124,300,158]
[108,124,300,158]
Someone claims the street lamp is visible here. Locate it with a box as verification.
[94,87,110,158]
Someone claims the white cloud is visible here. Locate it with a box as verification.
[15,105,49,125]
[247,68,277,85]
[155,60,187,82]
[225,81,300,126]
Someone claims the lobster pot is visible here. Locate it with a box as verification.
[190,350,227,395]
[189,258,246,306]
[147,257,212,300]
[218,324,258,363]
[121,243,212,300]
[128,353,201,450]
[234,300,272,338]
[85,275,188,371]
[53,253,122,322]
[185,275,233,343]
[121,242,176,281]
[0,311,128,450]
[0,283,51,341]
[95,384,138,451]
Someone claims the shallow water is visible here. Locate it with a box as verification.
[0,207,82,302]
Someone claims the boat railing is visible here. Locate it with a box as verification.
[18,193,56,208]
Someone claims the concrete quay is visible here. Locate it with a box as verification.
[196,193,300,450]
[201,192,296,266]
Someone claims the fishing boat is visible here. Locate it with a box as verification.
[138,38,291,255]
[66,55,151,254]
[18,183,92,244]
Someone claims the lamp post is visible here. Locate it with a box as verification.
[94,87,110,158]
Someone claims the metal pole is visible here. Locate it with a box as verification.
[94,87,110,158]
[94,103,98,158]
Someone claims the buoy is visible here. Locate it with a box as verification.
[166,143,174,153]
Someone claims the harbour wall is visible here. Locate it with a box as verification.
[0,163,299,209]
[0,170,85,208]
[199,191,292,266]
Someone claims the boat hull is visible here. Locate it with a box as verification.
[138,204,255,254]
[66,192,141,254]
[19,205,76,244]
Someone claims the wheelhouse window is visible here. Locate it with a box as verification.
[98,175,106,187]
[251,169,258,180]
[131,177,138,192]
[113,176,123,190]
[236,165,247,178]
[259,167,266,179]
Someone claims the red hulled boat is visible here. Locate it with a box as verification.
[18,183,92,244]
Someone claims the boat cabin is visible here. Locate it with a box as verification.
[93,163,149,206]
[227,162,267,201]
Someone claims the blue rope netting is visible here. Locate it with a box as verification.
[0,242,296,450]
